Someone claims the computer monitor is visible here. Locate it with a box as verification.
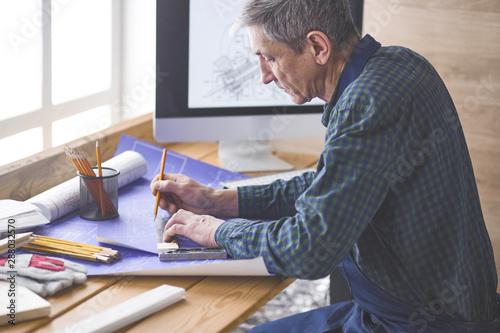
[154,0,363,172]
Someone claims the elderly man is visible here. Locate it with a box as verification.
[151,0,500,331]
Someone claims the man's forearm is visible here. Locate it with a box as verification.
[211,188,239,217]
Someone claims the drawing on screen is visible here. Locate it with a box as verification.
[204,28,287,103]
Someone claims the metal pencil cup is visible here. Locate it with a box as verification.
[78,167,120,220]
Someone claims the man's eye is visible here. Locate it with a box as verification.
[263,56,275,63]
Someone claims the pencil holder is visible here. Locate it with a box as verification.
[78,167,120,221]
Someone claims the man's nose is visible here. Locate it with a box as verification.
[258,58,275,84]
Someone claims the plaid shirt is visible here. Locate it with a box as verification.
[215,35,498,322]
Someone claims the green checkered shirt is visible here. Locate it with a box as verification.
[215,35,498,322]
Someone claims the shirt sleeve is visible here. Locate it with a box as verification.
[215,105,395,279]
[237,171,316,219]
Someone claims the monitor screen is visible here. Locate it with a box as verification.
[154,0,363,171]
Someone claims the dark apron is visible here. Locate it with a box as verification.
[250,254,500,332]
[334,253,500,332]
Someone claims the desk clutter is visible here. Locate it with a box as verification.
[0,135,270,278]
[0,135,276,329]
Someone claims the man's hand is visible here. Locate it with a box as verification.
[151,173,215,214]
[163,209,224,247]
[150,173,238,217]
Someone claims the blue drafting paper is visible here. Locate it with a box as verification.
[95,178,160,254]
[24,216,232,276]
[20,134,255,276]
[114,134,248,188]
[96,135,247,253]
[12,135,269,276]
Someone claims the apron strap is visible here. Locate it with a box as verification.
[339,253,500,332]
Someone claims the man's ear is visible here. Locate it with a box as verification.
[305,31,331,65]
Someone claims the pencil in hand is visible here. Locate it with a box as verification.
[154,148,168,222]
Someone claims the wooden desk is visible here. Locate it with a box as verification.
[0,114,321,332]
[8,275,294,332]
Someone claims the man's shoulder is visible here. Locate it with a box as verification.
[339,46,432,110]
[373,45,427,64]
[365,45,430,85]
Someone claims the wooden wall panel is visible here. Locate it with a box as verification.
[363,0,500,287]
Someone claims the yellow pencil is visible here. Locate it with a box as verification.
[154,148,168,222]
[96,141,105,216]
[23,245,113,263]
[64,145,116,214]
[21,234,121,263]
[32,235,120,258]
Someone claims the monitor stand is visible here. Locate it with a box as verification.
[218,140,294,173]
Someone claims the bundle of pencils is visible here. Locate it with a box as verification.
[22,234,120,264]
[64,144,116,216]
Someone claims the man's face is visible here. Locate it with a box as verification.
[247,26,321,105]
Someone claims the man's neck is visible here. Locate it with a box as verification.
[323,37,360,101]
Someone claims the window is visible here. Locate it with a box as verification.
[0,0,122,166]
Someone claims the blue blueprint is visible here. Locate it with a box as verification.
[25,135,268,276]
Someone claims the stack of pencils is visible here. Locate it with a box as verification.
[23,234,120,264]
[64,144,116,216]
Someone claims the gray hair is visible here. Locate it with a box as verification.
[232,0,361,54]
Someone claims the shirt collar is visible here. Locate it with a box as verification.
[322,34,381,126]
